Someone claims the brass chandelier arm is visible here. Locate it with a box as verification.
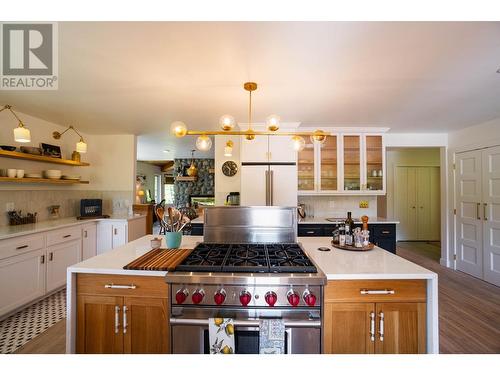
[186,130,331,137]
[0,105,26,126]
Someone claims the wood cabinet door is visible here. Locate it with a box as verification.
[77,295,124,354]
[375,302,426,354]
[324,302,375,354]
[46,240,81,292]
[123,297,169,354]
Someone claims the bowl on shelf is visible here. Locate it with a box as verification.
[0,145,17,151]
[25,173,43,178]
[20,146,42,155]
[43,170,62,179]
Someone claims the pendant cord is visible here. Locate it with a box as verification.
[248,90,252,131]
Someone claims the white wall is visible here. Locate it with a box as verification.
[448,117,500,150]
[214,135,241,205]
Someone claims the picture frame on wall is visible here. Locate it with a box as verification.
[40,143,62,158]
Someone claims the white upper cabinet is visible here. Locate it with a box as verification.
[241,136,269,162]
[240,126,298,163]
[298,131,386,195]
[268,136,297,163]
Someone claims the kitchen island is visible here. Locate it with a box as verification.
[66,234,438,354]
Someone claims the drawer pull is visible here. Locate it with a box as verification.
[105,283,136,290]
[369,311,375,342]
[49,252,54,261]
[306,231,315,234]
[360,289,395,295]
[381,230,391,234]
[63,234,72,238]
[16,245,29,250]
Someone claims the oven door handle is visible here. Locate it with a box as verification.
[169,318,321,328]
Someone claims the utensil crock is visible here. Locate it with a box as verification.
[165,232,182,249]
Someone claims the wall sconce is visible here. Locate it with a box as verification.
[0,105,31,143]
[53,125,87,153]
[224,140,234,157]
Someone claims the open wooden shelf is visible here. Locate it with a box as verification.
[0,177,89,184]
[175,176,197,182]
[0,150,90,166]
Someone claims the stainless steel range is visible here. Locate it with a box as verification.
[165,206,326,354]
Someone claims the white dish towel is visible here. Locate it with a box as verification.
[259,319,285,354]
[208,318,235,354]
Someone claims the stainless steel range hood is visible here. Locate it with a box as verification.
[203,206,297,244]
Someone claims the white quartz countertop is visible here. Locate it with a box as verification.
[0,214,146,240]
[67,234,435,281]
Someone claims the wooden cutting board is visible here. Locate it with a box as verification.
[123,248,193,271]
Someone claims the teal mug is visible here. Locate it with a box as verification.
[165,231,182,249]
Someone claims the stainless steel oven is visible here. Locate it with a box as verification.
[170,306,321,354]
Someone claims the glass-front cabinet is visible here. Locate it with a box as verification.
[297,132,385,195]
[297,136,315,191]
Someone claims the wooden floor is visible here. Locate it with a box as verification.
[397,241,500,354]
[12,242,500,354]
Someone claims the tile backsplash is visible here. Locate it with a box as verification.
[298,195,378,220]
[0,190,133,227]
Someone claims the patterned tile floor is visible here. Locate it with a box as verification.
[0,289,66,354]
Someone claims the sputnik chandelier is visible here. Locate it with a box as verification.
[170,82,329,152]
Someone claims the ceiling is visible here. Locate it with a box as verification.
[1,22,499,160]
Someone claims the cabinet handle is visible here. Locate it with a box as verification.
[381,230,391,234]
[40,255,45,264]
[114,228,118,235]
[369,312,375,342]
[49,252,53,261]
[477,203,480,220]
[484,203,487,221]
[306,231,315,234]
[105,283,136,289]
[412,206,416,209]
[420,206,424,209]
[360,289,395,295]
[123,305,128,334]
[63,234,71,238]
[16,245,29,250]
[84,230,88,238]
[378,312,384,342]
[115,306,120,334]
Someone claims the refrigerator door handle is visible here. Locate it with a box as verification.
[265,170,270,206]
[270,169,274,206]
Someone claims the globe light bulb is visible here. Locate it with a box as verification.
[219,115,235,131]
[170,121,188,137]
[310,129,327,144]
[266,114,280,131]
[196,135,212,151]
[291,135,306,152]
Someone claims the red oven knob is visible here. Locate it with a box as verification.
[192,289,205,304]
[239,290,252,306]
[214,289,226,305]
[303,290,317,307]
[287,290,300,307]
[175,288,189,304]
[265,291,278,307]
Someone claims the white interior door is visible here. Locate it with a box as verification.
[416,167,431,240]
[482,145,500,286]
[395,167,416,240]
[455,150,483,279]
[270,165,298,207]
[240,165,268,206]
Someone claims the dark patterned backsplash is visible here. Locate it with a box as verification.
[174,158,215,207]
